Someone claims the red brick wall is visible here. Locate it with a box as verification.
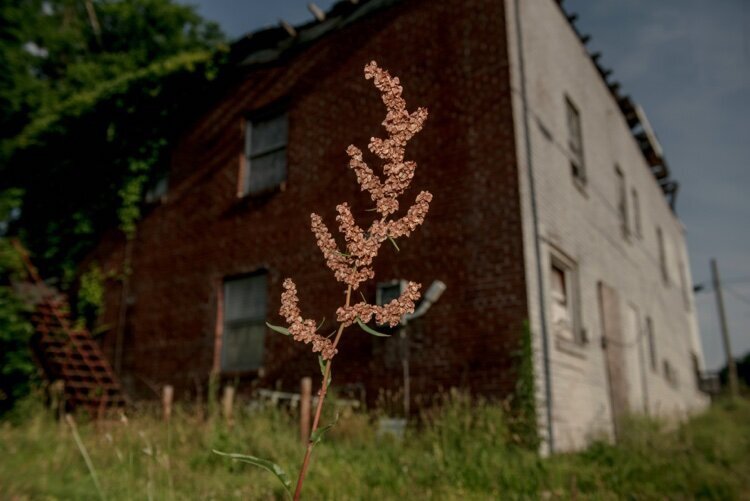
[92,0,529,405]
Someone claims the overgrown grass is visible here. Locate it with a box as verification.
[1,393,748,500]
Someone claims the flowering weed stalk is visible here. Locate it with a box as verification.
[216,61,431,500]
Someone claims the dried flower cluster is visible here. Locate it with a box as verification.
[279,61,432,360]
[336,281,422,328]
[279,279,337,360]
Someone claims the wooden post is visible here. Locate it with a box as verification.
[711,258,739,398]
[50,379,65,418]
[400,326,410,418]
[222,385,235,425]
[162,385,173,422]
[300,377,312,444]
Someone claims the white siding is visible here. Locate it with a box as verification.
[504,0,709,453]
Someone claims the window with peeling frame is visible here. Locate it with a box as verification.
[565,96,585,184]
[241,112,288,196]
[549,256,580,344]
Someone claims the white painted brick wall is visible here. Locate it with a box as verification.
[504,0,709,453]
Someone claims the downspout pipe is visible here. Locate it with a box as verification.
[513,0,555,453]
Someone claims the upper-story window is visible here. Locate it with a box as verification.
[631,188,642,238]
[615,165,629,238]
[240,111,288,196]
[565,96,586,184]
[656,226,669,285]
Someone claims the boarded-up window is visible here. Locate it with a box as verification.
[550,262,575,342]
[241,112,288,195]
[221,273,267,372]
[565,96,585,183]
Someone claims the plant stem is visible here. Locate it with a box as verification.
[293,285,352,500]
[65,413,106,500]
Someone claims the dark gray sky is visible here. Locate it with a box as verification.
[180,0,750,371]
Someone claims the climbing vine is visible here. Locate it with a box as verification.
[509,320,539,450]
[0,191,36,414]
[76,263,105,329]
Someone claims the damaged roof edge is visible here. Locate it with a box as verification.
[226,0,678,209]
[227,0,402,68]
[554,0,678,209]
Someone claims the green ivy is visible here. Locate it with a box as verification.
[0,191,36,414]
[76,263,105,329]
[509,320,539,450]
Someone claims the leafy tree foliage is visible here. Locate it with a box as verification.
[0,0,228,410]
[1,0,226,277]
[1,0,223,140]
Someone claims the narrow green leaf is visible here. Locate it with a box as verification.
[317,356,333,387]
[359,291,367,303]
[364,207,379,212]
[335,250,351,257]
[356,317,390,337]
[316,317,326,331]
[266,322,290,336]
[213,450,292,497]
[318,355,327,376]
[388,236,400,252]
[309,414,339,446]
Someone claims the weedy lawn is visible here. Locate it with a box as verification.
[1,394,748,500]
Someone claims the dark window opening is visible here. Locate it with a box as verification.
[221,272,268,372]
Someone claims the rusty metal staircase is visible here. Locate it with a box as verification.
[11,239,127,415]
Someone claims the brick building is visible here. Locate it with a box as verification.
[89,0,709,451]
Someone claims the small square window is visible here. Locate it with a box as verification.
[221,273,267,372]
[240,112,288,196]
[377,280,407,307]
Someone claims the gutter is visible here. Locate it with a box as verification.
[512,0,555,454]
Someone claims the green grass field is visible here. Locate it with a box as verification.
[1,393,748,500]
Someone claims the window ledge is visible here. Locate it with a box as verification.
[238,180,287,200]
[555,336,587,359]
